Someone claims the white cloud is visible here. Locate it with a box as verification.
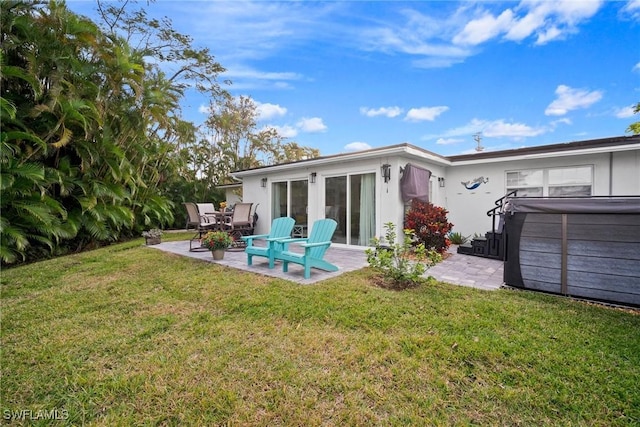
[511,0,603,45]
[344,142,372,152]
[545,85,603,116]
[481,119,546,138]
[358,8,473,69]
[198,104,211,114]
[429,118,546,140]
[504,6,547,41]
[297,117,327,133]
[404,106,449,122]
[453,9,514,45]
[452,0,603,47]
[412,56,467,68]
[255,101,287,121]
[360,106,403,118]
[633,62,640,72]
[535,25,563,44]
[622,0,640,20]
[436,138,463,145]
[550,118,572,128]
[266,125,298,138]
[615,105,636,118]
[186,2,340,62]
[222,66,303,90]
[224,67,302,81]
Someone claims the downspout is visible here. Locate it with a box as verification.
[609,151,613,196]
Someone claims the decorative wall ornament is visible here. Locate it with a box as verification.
[461,176,489,190]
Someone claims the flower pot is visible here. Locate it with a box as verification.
[212,249,225,260]
[145,237,161,245]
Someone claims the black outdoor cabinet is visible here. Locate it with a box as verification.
[503,197,640,307]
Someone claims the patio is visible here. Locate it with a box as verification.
[150,240,504,289]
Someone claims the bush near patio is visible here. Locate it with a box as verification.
[404,200,454,254]
[366,222,441,289]
[1,233,639,425]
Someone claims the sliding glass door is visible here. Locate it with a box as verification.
[272,182,288,218]
[272,179,309,233]
[325,176,347,243]
[325,173,375,245]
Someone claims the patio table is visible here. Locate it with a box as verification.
[202,211,233,231]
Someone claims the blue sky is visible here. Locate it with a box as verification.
[68,0,640,156]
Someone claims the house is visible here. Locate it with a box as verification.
[216,182,243,207]
[231,135,640,247]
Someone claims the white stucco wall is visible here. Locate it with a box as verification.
[224,188,242,206]
[238,154,447,245]
[445,149,640,237]
[235,140,639,247]
[611,150,640,195]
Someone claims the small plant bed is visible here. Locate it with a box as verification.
[404,200,454,254]
[142,228,163,245]
[366,222,441,290]
[448,231,469,245]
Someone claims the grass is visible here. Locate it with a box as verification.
[1,233,639,425]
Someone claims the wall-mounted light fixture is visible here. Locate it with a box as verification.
[261,177,267,188]
[310,172,317,184]
[381,164,391,183]
[438,177,445,188]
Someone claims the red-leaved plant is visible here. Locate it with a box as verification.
[404,200,453,254]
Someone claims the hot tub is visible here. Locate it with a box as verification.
[503,197,640,307]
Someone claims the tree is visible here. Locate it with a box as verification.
[626,102,640,135]
[1,0,115,262]
[0,0,227,263]
[203,95,320,184]
[93,0,229,228]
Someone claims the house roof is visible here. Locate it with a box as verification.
[216,182,242,189]
[447,135,640,165]
[232,143,449,177]
[231,135,640,177]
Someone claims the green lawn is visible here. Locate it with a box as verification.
[2,234,639,426]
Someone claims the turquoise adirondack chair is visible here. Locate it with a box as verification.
[241,217,295,268]
[274,218,338,279]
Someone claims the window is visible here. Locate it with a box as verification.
[548,166,592,197]
[506,170,543,197]
[506,166,592,197]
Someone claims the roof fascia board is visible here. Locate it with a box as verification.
[231,136,638,177]
[449,143,640,166]
[404,145,452,166]
[232,144,449,177]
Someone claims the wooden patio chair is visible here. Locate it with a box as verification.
[184,202,217,251]
[241,216,295,268]
[196,203,218,225]
[222,202,254,240]
[273,218,338,279]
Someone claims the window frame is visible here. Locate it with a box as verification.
[505,165,593,197]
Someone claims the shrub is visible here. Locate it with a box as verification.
[404,200,453,254]
[366,222,441,290]
[448,231,469,245]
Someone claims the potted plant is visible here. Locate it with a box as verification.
[201,231,234,260]
[142,228,163,245]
